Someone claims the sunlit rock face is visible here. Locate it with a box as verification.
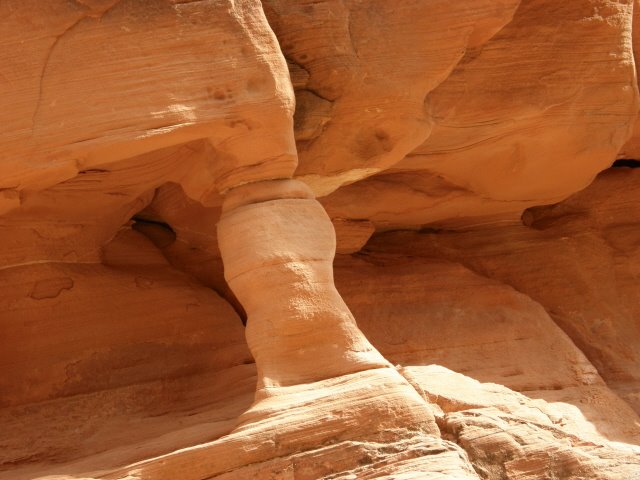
[2,1,640,479]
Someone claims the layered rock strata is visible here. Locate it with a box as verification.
[2,0,640,479]
[104,181,481,478]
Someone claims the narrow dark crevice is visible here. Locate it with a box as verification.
[132,216,175,231]
[131,217,248,325]
[612,159,640,168]
[131,216,176,248]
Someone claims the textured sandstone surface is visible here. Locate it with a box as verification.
[2,0,640,479]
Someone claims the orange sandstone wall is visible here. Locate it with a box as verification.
[1,1,640,479]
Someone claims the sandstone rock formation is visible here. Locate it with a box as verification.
[2,0,640,479]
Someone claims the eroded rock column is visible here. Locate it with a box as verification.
[217,178,389,391]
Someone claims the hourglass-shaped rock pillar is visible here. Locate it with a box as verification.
[217,179,390,392]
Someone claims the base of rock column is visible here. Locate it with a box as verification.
[106,368,481,480]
